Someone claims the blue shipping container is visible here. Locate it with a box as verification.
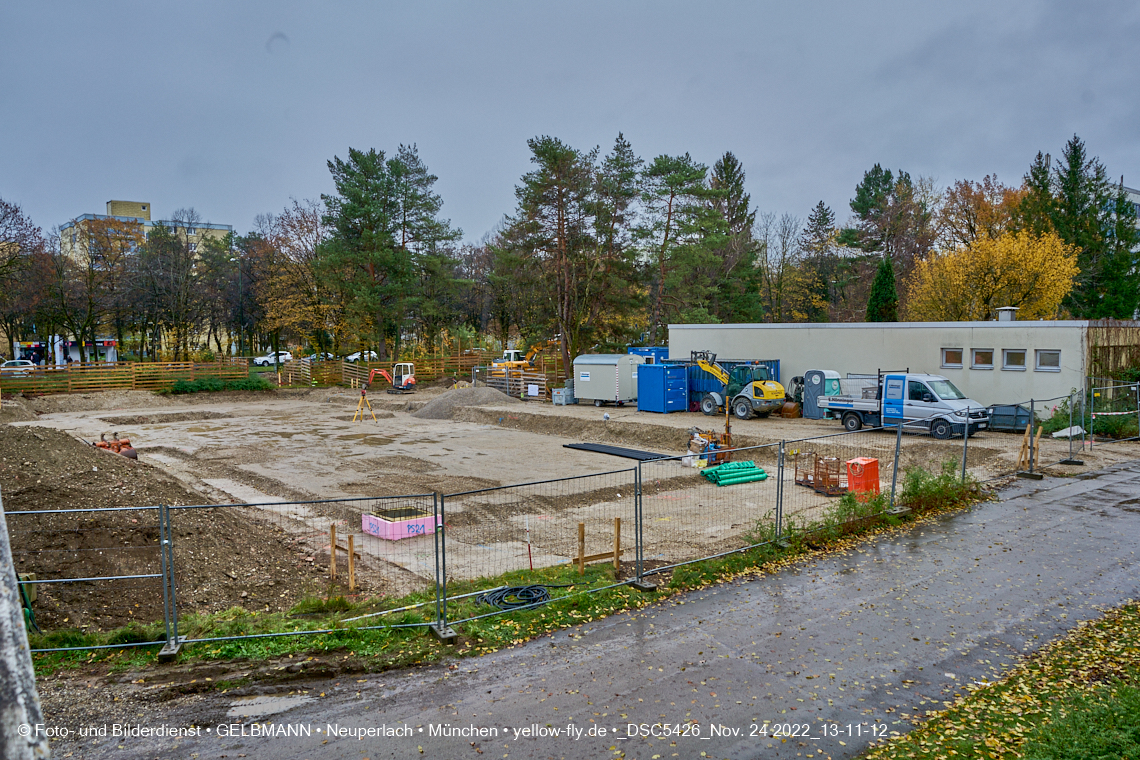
[627,346,670,364]
[637,363,688,413]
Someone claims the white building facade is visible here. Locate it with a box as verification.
[667,320,1135,408]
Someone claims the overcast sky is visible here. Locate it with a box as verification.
[2,1,1137,242]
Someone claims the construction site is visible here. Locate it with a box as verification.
[5,346,1140,639]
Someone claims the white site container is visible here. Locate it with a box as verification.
[572,354,645,407]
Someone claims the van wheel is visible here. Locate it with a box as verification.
[700,394,718,415]
[594,399,604,407]
[843,413,863,432]
[931,419,953,439]
[733,399,752,420]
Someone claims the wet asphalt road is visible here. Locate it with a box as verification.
[65,462,1140,760]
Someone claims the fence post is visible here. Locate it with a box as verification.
[0,485,51,760]
[1061,390,1084,466]
[1029,399,1036,474]
[158,504,182,661]
[889,423,903,509]
[630,464,655,592]
[775,442,785,539]
[960,406,970,483]
[429,493,457,643]
[1090,381,1095,451]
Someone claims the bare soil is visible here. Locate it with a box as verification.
[8,386,1140,633]
[1,426,348,631]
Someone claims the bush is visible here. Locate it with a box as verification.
[169,375,273,394]
[899,459,979,513]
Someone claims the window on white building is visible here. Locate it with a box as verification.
[1002,349,1027,370]
[941,348,963,368]
[1035,350,1061,371]
[971,349,994,369]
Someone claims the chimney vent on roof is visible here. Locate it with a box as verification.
[996,307,1019,322]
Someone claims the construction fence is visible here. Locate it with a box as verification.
[16,408,1103,655]
[0,359,249,394]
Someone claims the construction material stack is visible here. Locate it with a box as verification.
[700,460,768,486]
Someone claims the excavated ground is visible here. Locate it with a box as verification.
[5,385,1138,631]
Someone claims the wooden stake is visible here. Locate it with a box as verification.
[348,534,355,592]
[330,523,337,580]
[613,517,621,573]
[578,522,585,575]
[1033,425,1044,468]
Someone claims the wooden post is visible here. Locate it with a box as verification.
[613,517,621,573]
[1033,425,1044,468]
[330,523,337,580]
[578,522,585,575]
[347,534,355,592]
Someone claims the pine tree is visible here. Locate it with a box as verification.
[865,255,898,322]
[799,201,840,321]
[1020,136,1140,318]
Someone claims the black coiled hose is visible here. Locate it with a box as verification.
[475,584,572,610]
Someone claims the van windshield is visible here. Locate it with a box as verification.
[928,379,966,400]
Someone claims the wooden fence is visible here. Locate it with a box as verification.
[0,360,249,394]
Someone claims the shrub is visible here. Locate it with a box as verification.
[899,458,979,513]
[169,375,273,394]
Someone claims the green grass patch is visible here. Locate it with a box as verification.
[31,460,988,680]
[863,602,1140,760]
[168,374,274,394]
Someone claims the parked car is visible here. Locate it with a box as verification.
[0,359,35,376]
[252,351,293,367]
[345,350,377,363]
[303,352,336,362]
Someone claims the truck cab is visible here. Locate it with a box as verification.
[819,372,988,439]
[493,349,525,366]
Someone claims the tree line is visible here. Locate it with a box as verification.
[1,134,1136,369]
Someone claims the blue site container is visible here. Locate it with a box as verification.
[687,359,781,409]
[637,363,688,413]
[627,346,670,365]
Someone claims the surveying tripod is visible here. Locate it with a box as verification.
[353,382,377,422]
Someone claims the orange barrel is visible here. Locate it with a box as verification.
[846,457,880,500]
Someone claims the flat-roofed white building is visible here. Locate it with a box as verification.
[668,317,1140,407]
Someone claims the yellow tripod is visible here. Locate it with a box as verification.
[353,384,377,422]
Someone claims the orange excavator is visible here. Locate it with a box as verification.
[369,362,416,394]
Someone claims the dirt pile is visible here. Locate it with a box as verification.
[0,392,38,423]
[412,386,520,420]
[1,426,340,631]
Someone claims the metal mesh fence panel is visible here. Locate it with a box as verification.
[6,506,165,640]
[1088,379,1140,445]
[780,429,901,528]
[637,443,780,574]
[440,469,637,623]
[168,494,438,628]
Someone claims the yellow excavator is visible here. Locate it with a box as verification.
[491,338,561,374]
[692,351,787,420]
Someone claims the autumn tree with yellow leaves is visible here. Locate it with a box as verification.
[905,230,1078,321]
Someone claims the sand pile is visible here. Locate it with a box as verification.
[412,386,520,420]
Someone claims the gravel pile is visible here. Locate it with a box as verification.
[412,386,520,420]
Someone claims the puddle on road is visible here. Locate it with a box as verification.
[226,694,315,718]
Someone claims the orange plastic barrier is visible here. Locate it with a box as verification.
[847,457,880,501]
